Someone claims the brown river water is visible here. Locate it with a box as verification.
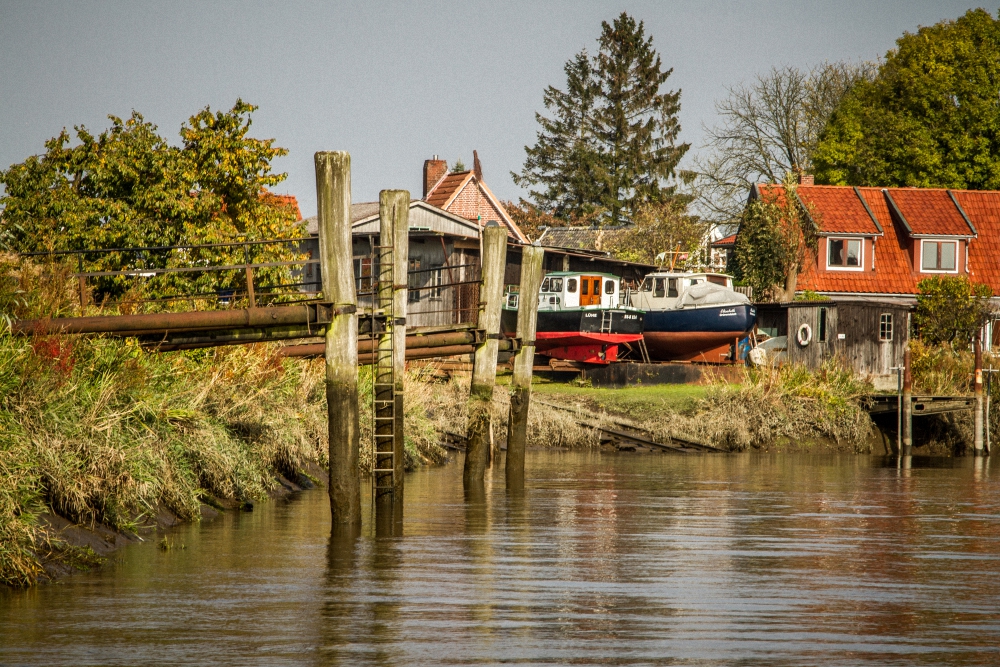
[1,451,999,666]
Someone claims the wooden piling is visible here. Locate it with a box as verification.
[374,189,409,522]
[974,338,984,456]
[464,223,508,487]
[315,151,361,528]
[902,347,912,455]
[505,245,544,487]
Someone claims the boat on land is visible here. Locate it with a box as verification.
[629,271,756,362]
[501,271,644,364]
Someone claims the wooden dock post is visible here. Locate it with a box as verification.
[374,189,408,532]
[464,223,508,487]
[315,151,361,529]
[974,337,984,456]
[505,245,544,487]
[902,347,912,455]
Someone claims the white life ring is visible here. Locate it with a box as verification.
[796,323,812,347]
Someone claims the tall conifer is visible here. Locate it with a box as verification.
[514,13,689,225]
[592,13,688,224]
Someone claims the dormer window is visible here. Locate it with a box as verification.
[920,239,958,273]
[827,237,863,270]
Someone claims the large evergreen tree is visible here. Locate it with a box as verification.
[814,9,1000,188]
[514,12,689,226]
[592,13,688,224]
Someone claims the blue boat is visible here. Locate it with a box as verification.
[629,272,756,362]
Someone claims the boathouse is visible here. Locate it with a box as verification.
[755,299,912,381]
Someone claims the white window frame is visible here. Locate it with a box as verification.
[826,237,865,272]
[919,239,960,274]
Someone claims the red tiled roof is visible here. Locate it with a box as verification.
[757,184,881,235]
[884,188,975,237]
[797,186,882,235]
[797,187,916,295]
[425,171,473,209]
[954,190,1000,287]
[712,234,737,247]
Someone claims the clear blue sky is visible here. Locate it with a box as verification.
[0,1,986,217]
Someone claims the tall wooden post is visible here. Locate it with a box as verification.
[506,246,544,488]
[315,151,361,529]
[902,347,912,455]
[464,223,508,487]
[374,189,408,532]
[974,337,984,456]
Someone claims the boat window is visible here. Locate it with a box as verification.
[605,279,615,294]
[639,278,651,292]
[668,278,678,298]
[707,275,727,286]
[550,277,563,292]
[654,277,665,298]
[691,279,701,285]
[581,279,589,295]
[567,278,577,293]
[540,277,550,293]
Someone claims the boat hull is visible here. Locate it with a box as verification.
[642,304,756,361]
[501,308,643,364]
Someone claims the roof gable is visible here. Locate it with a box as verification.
[883,188,976,237]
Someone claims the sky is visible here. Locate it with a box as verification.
[0,0,988,218]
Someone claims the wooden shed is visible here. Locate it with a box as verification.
[755,299,911,379]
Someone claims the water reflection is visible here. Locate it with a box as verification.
[0,453,998,666]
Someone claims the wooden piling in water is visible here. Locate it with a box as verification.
[505,245,544,487]
[902,348,912,455]
[974,338,984,456]
[315,151,361,529]
[463,223,508,487]
[374,189,409,527]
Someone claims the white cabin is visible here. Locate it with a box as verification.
[506,271,624,311]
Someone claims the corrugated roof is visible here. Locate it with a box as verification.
[303,202,381,235]
[537,225,627,252]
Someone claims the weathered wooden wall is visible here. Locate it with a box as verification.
[784,301,910,376]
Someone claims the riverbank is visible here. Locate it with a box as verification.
[0,333,978,588]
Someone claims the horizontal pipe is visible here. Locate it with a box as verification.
[14,304,330,335]
[357,330,478,353]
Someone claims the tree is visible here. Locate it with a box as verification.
[914,276,993,346]
[606,201,708,266]
[513,12,689,225]
[814,9,1000,189]
[0,100,301,302]
[731,175,818,301]
[695,62,874,226]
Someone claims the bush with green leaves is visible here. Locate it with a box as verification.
[914,275,993,346]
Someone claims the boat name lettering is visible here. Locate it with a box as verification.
[583,313,598,318]
[718,308,737,317]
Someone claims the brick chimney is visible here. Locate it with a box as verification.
[798,173,814,186]
[423,155,447,198]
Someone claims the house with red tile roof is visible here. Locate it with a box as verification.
[742,183,995,300]
[422,152,528,243]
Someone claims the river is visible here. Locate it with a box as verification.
[1,452,999,666]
